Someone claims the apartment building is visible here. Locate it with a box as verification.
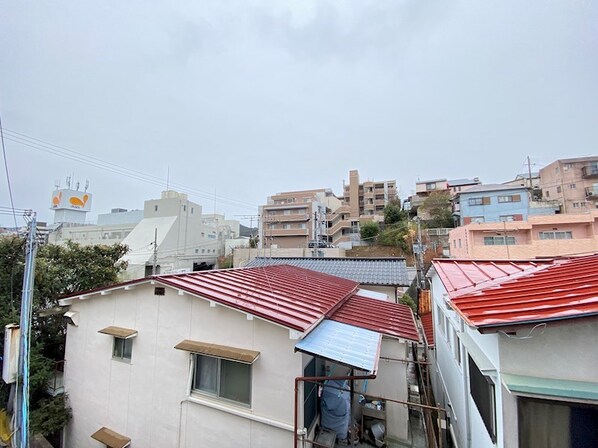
[406,177,480,218]
[259,170,397,249]
[449,211,598,259]
[258,189,340,249]
[539,156,598,213]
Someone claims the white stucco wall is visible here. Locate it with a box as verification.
[430,273,504,448]
[63,284,302,448]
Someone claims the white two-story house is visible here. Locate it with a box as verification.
[59,264,420,447]
[428,254,598,448]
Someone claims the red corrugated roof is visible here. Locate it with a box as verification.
[433,258,554,298]
[434,254,598,328]
[330,295,420,342]
[419,312,435,347]
[157,265,359,332]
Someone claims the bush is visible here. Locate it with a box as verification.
[400,293,417,314]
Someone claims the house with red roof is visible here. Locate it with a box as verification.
[58,265,420,448]
[428,254,598,448]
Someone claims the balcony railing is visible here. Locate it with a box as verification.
[586,187,598,199]
[582,164,598,179]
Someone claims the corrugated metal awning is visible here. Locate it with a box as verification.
[295,320,381,373]
[502,373,598,402]
[91,427,131,448]
[98,326,137,339]
[174,339,260,364]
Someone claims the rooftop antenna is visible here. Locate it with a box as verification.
[166,166,170,191]
[84,180,89,192]
[54,179,60,189]
[75,181,80,191]
[66,176,71,189]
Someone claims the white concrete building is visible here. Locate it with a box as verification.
[428,255,598,448]
[59,265,421,447]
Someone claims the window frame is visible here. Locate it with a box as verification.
[469,355,496,442]
[192,353,252,407]
[468,197,484,206]
[112,337,133,362]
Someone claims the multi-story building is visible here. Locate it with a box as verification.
[453,184,559,226]
[539,156,598,213]
[259,170,397,249]
[448,211,598,259]
[406,178,480,218]
[258,189,339,249]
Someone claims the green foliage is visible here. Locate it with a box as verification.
[249,236,259,248]
[377,221,416,254]
[420,191,455,228]
[0,236,128,436]
[360,221,379,242]
[383,198,406,225]
[218,255,233,269]
[399,293,417,314]
[30,394,72,437]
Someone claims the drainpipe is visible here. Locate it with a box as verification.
[293,373,377,448]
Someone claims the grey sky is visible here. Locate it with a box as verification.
[1,0,597,226]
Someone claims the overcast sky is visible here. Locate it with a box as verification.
[1,0,597,227]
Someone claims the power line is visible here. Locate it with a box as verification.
[0,114,19,233]
[3,128,259,211]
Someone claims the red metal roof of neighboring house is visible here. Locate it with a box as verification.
[330,295,420,342]
[434,254,598,328]
[432,258,554,298]
[419,312,435,347]
[156,265,359,332]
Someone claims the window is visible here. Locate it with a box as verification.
[484,236,516,245]
[452,327,461,366]
[469,197,484,206]
[437,305,446,336]
[557,186,562,193]
[497,194,521,203]
[539,231,573,240]
[499,215,515,222]
[283,210,291,215]
[193,354,251,405]
[303,358,320,430]
[469,355,496,441]
[569,183,576,189]
[471,216,485,223]
[426,183,437,190]
[283,224,291,230]
[113,337,133,361]
[154,205,158,212]
[458,239,462,248]
[183,205,187,211]
[545,190,550,198]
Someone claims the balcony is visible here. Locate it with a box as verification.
[586,187,598,200]
[582,164,598,179]
[268,228,309,237]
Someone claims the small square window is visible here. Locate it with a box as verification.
[193,354,251,406]
[113,337,133,361]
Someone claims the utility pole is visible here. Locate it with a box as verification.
[527,155,533,189]
[415,217,425,290]
[15,212,38,448]
[152,228,158,275]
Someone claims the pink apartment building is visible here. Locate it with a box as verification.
[539,156,598,213]
[449,211,598,259]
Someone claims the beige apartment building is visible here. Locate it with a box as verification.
[448,212,598,259]
[539,156,598,213]
[259,170,397,249]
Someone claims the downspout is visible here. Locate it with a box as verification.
[293,373,377,448]
[461,321,471,448]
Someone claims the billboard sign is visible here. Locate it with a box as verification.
[50,189,93,212]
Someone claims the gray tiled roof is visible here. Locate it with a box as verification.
[245,257,410,286]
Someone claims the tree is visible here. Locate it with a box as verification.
[360,221,379,243]
[377,220,416,254]
[420,191,455,228]
[383,198,406,225]
[399,293,417,314]
[0,236,128,438]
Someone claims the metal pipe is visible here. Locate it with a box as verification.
[293,373,377,448]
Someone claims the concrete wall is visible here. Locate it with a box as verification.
[430,274,504,448]
[64,284,301,448]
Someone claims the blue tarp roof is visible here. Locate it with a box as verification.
[295,320,381,373]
